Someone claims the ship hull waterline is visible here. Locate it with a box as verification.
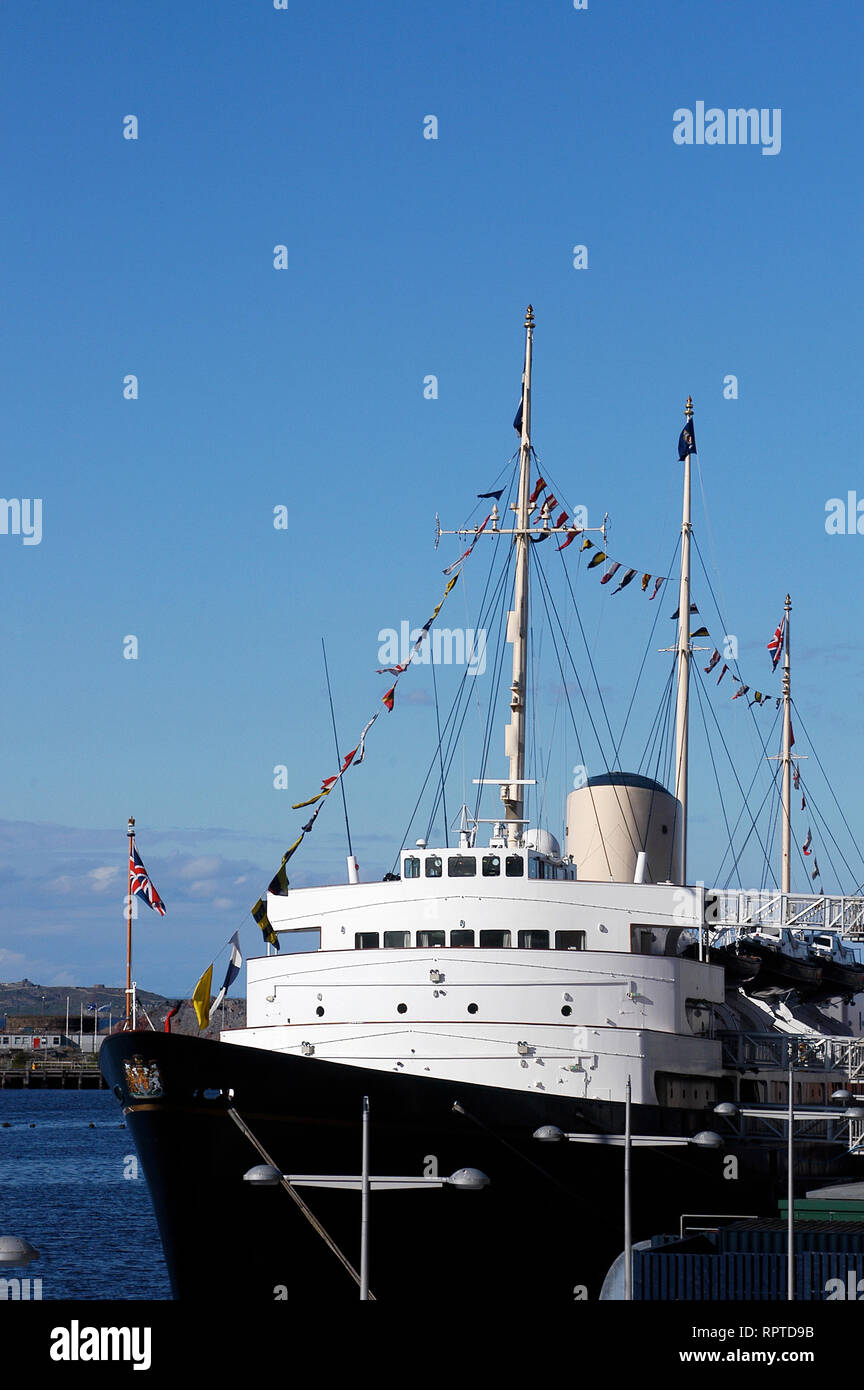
[100,1030,857,1302]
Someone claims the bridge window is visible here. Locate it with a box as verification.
[384,931,410,948]
[355,932,380,949]
[518,930,549,949]
[448,855,476,877]
[404,856,420,879]
[451,929,474,947]
[479,929,511,947]
[505,855,524,877]
[482,855,501,877]
[418,930,445,948]
[556,931,586,950]
[425,856,442,878]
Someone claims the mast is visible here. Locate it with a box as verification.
[781,594,792,895]
[126,816,134,1027]
[503,305,534,848]
[674,396,694,885]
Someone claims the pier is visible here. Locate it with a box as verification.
[0,1057,106,1089]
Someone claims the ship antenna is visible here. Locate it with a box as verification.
[673,395,694,884]
[502,305,534,848]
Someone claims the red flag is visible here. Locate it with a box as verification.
[382,685,396,712]
[554,511,568,528]
[557,529,581,551]
[528,477,546,506]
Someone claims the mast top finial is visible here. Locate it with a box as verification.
[525,305,534,328]
[785,593,792,608]
[684,395,694,419]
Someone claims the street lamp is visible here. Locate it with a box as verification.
[713,1078,864,1301]
[0,1236,39,1267]
[244,1095,488,1300]
[534,1076,722,1300]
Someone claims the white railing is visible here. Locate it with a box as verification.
[710,889,864,937]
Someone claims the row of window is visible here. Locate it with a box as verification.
[402,854,575,881]
[354,929,586,950]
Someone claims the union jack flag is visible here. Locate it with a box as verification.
[767,616,785,670]
[130,845,166,916]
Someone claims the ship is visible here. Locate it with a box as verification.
[101,307,864,1301]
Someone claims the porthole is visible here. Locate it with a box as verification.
[561,1005,572,1017]
[467,1003,478,1015]
[315,1006,325,1017]
[397,1003,408,1014]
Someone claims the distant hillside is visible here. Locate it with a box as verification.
[0,979,245,1040]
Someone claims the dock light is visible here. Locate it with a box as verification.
[243,1165,282,1187]
[447,1168,489,1190]
[713,1102,738,1117]
[0,1236,39,1267]
[241,1097,487,1300]
[831,1090,853,1103]
[533,1125,565,1142]
[691,1131,723,1149]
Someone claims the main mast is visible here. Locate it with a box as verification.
[674,395,694,884]
[503,305,534,848]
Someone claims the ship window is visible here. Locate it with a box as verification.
[479,930,511,947]
[404,856,420,879]
[418,930,445,948]
[425,856,442,878]
[448,855,476,877]
[528,858,539,879]
[384,931,410,948]
[482,855,501,877]
[1,1038,7,1046]
[518,930,549,949]
[355,932,380,950]
[556,931,586,950]
[505,855,524,877]
[451,929,474,947]
[52,1037,60,1045]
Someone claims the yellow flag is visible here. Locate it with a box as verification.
[192,964,214,1030]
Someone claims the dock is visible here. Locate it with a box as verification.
[0,1057,106,1089]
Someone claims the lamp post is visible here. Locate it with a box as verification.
[244,1095,488,1301]
[713,1082,864,1301]
[535,1079,722,1301]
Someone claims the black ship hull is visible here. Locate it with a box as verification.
[100,1031,858,1302]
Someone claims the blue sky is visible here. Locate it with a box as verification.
[1,0,863,994]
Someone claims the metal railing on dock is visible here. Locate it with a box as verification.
[710,889,864,937]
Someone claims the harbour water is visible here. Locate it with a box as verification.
[0,1088,169,1300]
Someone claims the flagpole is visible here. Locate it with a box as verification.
[781,595,792,896]
[674,396,694,885]
[504,305,534,849]
[126,817,135,1029]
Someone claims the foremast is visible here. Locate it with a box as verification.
[503,305,534,848]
